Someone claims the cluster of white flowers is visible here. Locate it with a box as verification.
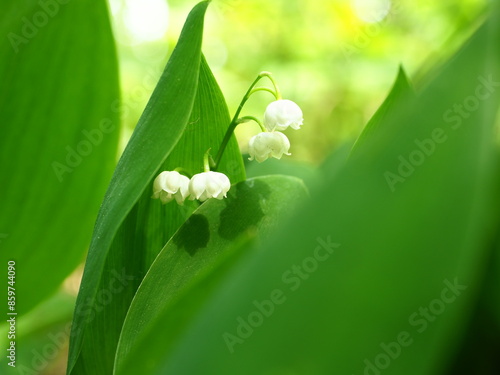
[152,170,230,205]
[152,74,303,206]
[248,99,303,163]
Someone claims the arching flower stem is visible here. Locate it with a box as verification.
[212,72,281,170]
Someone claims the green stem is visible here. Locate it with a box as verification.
[263,72,282,100]
[249,87,279,99]
[213,72,280,169]
[238,116,266,132]
[203,150,211,172]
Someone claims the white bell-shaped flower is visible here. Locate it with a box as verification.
[248,131,291,163]
[152,171,190,205]
[189,171,231,202]
[263,99,303,131]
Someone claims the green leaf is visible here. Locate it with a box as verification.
[67,2,210,374]
[114,175,308,375]
[69,55,246,374]
[0,0,119,315]
[139,12,500,375]
[350,65,414,156]
[444,189,500,374]
[145,55,246,266]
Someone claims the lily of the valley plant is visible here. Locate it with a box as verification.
[152,72,304,205]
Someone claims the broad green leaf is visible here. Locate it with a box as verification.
[140,11,500,375]
[0,0,119,315]
[114,175,308,375]
[67,2,210,374]
[70,55,246,374]
[146,55,246,266]
[445,189,500,374]
[350,65,413,156]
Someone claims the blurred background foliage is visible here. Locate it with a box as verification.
[1,0,493,373]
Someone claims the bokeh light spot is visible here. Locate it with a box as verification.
[352,0,392,23]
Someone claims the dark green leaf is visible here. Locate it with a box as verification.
[0,0,119,315]
[114,175,308,375]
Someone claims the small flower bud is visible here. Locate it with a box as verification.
[263,99,303,131]
[248,131,291,163]
[152,171,190,205]
[189,171,231,202]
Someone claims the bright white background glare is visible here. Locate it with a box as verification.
[352,0,392,23]
[110,0,169,45]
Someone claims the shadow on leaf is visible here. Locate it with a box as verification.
[218,179,271,240]
[174,214,210,256]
